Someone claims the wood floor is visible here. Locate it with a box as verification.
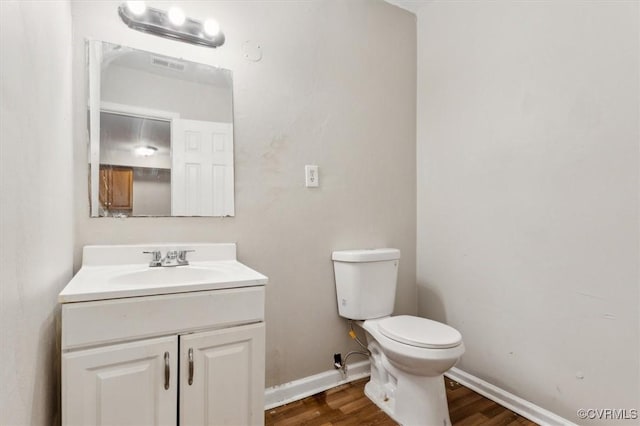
[265,376,538,426]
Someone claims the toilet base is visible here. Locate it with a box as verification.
[364,346,452,426]
[364,375,451,426]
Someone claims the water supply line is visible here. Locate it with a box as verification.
[334,321,370,376]
[349,320,369,351]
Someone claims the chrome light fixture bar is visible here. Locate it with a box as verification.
[118,2,225,49]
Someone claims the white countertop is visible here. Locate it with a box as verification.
[58,243,268,303]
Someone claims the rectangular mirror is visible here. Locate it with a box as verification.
[87,40,234,217]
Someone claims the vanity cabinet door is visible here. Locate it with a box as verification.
[99,166,133,211]
[179,323,265,426]
[62,335,178,426]
[110,166,133,209]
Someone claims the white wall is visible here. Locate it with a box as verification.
[100,149,171,170]
[416,1,639,424]
[133,169,171,216]
[103,65,233,122]
[0,1,73,425]
[72,0,417,388]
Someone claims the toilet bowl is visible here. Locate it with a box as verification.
[360,316,464,426]
[364,316,464,376]
[332,249,464,426]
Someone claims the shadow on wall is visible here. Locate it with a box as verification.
[417,282,447,323]
[32,307,61,426]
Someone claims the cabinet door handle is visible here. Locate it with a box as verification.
[164,351,170,390]
[188,348,194,385]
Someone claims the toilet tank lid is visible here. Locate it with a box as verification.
[332,248,400,262]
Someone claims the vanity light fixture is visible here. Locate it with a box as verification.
[126,1,146,16]
[167,6,186,27]
[203,19,221,37]
[134,145,158,157]
[118,2,225,48]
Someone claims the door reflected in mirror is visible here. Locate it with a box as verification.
[87,40,235,217]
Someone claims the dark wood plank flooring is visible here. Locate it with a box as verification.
[265,376,538,426]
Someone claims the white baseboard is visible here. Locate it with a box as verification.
[445,367,577,426]
[264,360,371,410]
[264,362,575,425]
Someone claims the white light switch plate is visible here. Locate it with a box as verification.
[305,165,319,187]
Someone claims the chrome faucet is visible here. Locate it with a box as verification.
[177,249,194,265]
[163,250,179,266]
[143,250,162,267]
[143,249,194,267]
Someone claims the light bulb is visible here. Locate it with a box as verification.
[134,146,157,157]
[168,7,186,26]
[203,19,220,37]
[126,1,146,16]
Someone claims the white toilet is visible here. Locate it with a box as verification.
[332,248,464,426]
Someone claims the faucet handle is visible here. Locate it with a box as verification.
[177,249,195,264]
[143,250,162,267]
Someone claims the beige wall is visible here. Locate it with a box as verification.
[103,64,233,122]
[72,0,417,387]
[0,1,74,424]
[132,169,172,216]
[416,1,639,424]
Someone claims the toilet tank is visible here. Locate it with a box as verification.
[332,248,401,320]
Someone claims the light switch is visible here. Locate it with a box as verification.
[305,165,319,187]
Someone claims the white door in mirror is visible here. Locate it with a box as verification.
[172,119,234,216]
[305,165,319,187]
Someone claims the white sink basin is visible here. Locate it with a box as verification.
[58,243,268,303]
[109,266,230,287]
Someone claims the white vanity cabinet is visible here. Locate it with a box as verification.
[63,336,179,426]
[59,243,268,426]
[63,323,265,426]
[179,324,265,425]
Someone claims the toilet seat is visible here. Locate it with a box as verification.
[378,315,462,349]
